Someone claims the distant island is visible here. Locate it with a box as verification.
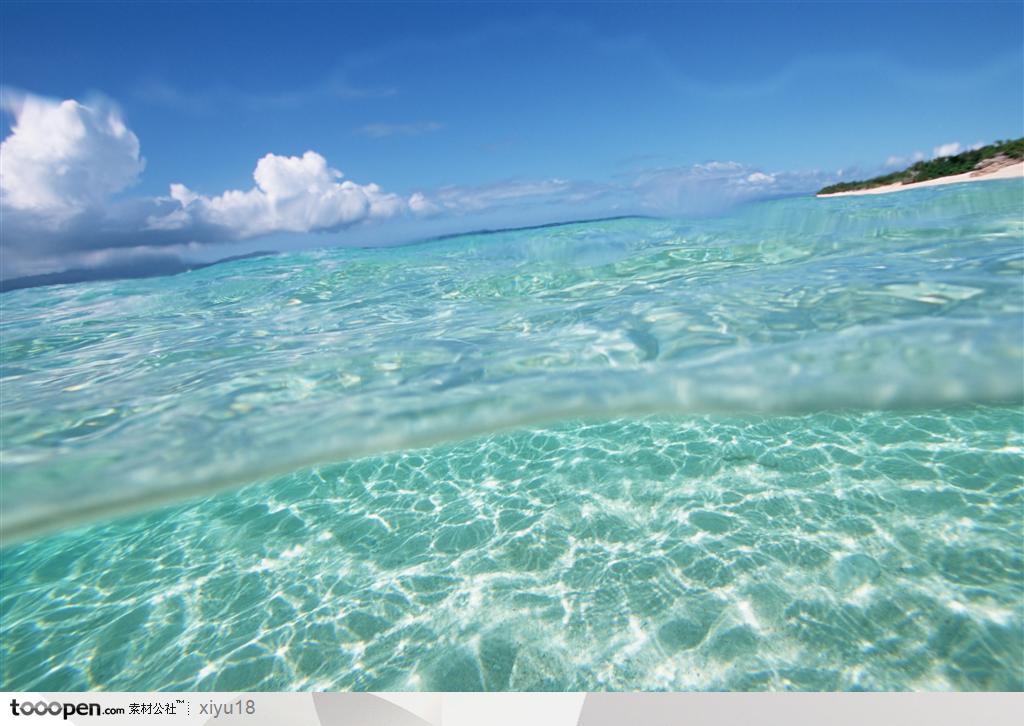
[817,137,1024,197]
[0,250,278,293]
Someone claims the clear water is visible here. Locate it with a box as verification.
[1,181,1022,690]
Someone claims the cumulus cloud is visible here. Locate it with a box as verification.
[0,91,144,221]
[154,151,407,238]
[1,92,413,278]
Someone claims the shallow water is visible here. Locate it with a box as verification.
[1,181,1022,690]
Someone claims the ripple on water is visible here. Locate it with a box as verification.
[1,406,1021,691]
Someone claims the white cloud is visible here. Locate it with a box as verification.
[696,161,745,173]
[885,150,929,168]
[629,161,827,213]
[407,163,826,219]
[1,92,414,278]
[744,172,776,185]
[932,141,961,158]
[0,91,144,221]
[408,191,441,216]
[410,178,578,215]
[159,151,408,238]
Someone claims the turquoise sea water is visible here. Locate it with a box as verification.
[1,181,1022,690]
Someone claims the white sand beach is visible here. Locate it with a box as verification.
[817,160,1024,197]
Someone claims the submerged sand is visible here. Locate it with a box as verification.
[817,160,1024,198]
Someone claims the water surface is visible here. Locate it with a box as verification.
[1,181,1022,690]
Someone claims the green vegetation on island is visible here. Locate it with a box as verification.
[817,137,1024,195]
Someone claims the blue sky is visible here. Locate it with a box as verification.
[1,1,1022,276]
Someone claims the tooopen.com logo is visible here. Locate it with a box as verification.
[9,700,124,719]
